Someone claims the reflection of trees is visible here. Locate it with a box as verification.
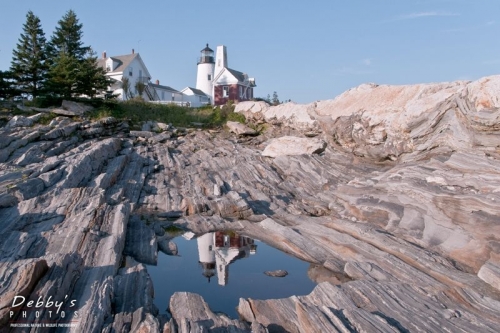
[197,231,257,285]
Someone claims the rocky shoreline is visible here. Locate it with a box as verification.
[1,75,500,332]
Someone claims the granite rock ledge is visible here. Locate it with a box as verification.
[0,75,499,332]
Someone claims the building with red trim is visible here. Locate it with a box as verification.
[195,44,256,106]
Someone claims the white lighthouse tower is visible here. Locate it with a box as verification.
[197,233,216,282]
[196,44,215,101]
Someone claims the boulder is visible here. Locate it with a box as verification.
[226,121,257,136]
[169,292,249,331]
[478,261,500,290]
[158,239,178,256]
[51,100,94,116]
[6,115,33,128]
[123,218,158,265]
[262,136,326,157]
[12,178,45,201]
[129,130,154,138]
[234,100,270,115]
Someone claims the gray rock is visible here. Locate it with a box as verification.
[169,292,249,332]
[6,115,33,128]
[148,132,171,143]
[158,239,178,256]
[111,257,160,332]
[51,100,94,116]
[1,75,500,332]
[124,218,158,265]
[226,121,257,136]
[264,270,288,277]
[99,116,117,125]
[157,122,170,131]
[0,193,18,207]
[129,130,154,138]
[12,178,45,200]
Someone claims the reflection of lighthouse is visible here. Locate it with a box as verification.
[197,233,216,282]
[196,232,257,286]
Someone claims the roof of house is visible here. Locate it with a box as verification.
[97,53,153,78]
[213,67,253,86]
[149,83,181,93]
[226,68,246,82]
[185,87,208,96]
[97,53,136,72]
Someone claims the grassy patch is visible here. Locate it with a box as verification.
[38,113,58,125]
[88,99,245,128]
[163,224,184,233]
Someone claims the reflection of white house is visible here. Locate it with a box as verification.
[197,232,256,285]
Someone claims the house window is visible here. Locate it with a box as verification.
[239,86,243,98]
[129,68,133,76]
[172,94,175,101]
[139,70,142,79]
[199,96,202,102]
[106,66,110,72]
[223,86,229,98]
[161,91,165,100]
[208,74,211,81]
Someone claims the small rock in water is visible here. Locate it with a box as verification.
[158,239,178,256]
[264,270,288,277]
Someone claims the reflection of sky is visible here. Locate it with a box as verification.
[148,234,317,319]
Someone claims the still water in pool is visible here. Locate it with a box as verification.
[147,231,317,318]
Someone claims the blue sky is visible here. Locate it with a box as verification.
[0,0,498,103]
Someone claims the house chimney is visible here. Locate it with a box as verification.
[102,51,106,59]
[132,48,135,54]
[155,79,159,85]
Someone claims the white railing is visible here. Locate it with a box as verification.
[149,100,191,107]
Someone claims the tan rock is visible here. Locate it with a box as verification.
[262,136,326,157]
[226,121,257,136]
[478,261,500,290]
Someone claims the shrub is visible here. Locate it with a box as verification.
[87,99,248,128]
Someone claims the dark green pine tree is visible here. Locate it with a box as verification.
[48,10,108,99]
[75,50,111,98]
[272,91,280,105]
[0,70,19,99]
[48,52,79,99]
[10,11,49,98]
[47,9,89,60]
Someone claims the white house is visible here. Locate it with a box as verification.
[180,87,210,107]
[98,50,184,103]
[149,80,185,104]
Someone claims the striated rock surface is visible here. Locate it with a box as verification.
[262,136,327,157]
[226,121,257,136]
[0,75,499,332]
